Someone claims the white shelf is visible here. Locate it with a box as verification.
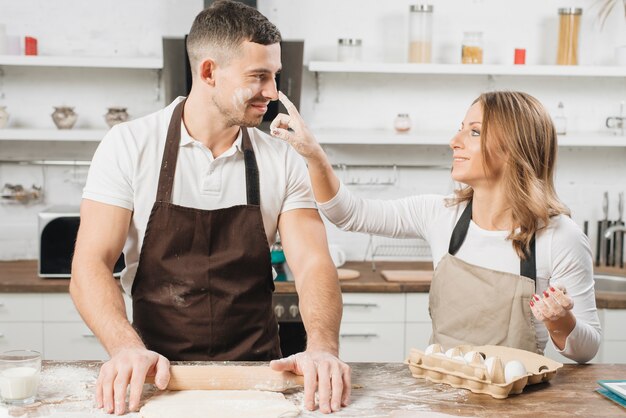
[0,129,108,141]
[313,129,626,147]
[308,61,626,77]
[0,55,162,69]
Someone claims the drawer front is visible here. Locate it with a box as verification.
[43,322,108,361]
[43,294,133,322]
[405,293,430,322]
[0,294,43,322]
[0,323,43,353]
[404,322,432,358]
[341,293,405,323]
[339,322,404,362]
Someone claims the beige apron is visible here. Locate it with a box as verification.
[429,200,540,354]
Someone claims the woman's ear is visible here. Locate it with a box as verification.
[199,59,217,86]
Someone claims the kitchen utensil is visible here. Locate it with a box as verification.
[381,270,432,283]
[616,192,624,268]
[598,192,609,266]
[146,365,304,392]
[337,268,360,280]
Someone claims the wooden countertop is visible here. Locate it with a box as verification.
[2,259,626,308]
[8,361,626,417]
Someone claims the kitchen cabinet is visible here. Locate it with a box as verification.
[42,293,132,360]
[339,293,406,362]
[0,293,132,360]
[404,293,432,358]
[600,309,626,363]
[0,294,44,352]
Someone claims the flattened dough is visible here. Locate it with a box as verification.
[139,390,299,418]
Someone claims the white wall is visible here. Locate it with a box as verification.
[0,0,625,262]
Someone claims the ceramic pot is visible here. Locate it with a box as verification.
[51,106,78,130]
[104,107,129,128]
[0,106,9,129]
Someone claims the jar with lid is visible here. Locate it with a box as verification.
[408,4,434,63]
[0,106,9,129]
[337,38,362,62]
[461,31,483,64]
[557,8,582,65]
[394,113,412,133]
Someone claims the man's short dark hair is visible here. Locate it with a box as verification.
[186,0,282,72]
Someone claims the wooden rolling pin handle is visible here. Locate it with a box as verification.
[145,365,305,392]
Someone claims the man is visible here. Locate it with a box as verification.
[70,1,350,415]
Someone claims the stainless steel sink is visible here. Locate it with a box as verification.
[594,274,626,293]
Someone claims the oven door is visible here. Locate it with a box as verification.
[273,293,306,357]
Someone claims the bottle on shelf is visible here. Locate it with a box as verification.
[556,8,582,65]
[461,31,483,64]
[408,4,434,63]
[554,102,567,135]
[394,113,412,133]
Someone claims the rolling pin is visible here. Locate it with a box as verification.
[145,365,304,392]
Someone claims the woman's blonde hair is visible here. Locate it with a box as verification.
[450,91,570,259]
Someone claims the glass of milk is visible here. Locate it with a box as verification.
[0,350,41,405]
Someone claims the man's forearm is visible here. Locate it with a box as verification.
[70,260,144,355]
[296,259,342,355]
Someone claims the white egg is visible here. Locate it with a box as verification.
[463,351,484,364]
[504,360,528,383]
[445,348,456,358]
[484,357,496,376]
[424,344,442,355]
[433,352,447,358]
[452,355,466,364]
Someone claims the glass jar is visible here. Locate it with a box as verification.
[554,102,567,135]
[557,8,582,65]
[0,106,9,129]
[461,31,483,64]
[394,113,412,133]
[408,4,434,63]
[337,38,362,62]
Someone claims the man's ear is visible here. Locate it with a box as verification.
[199,59,217,86]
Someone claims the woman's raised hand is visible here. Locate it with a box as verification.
[270,92,324,160]
[530,285,574,322]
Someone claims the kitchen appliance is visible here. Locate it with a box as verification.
[162,37,304,131]
[272,293,305,357]
[38,206,125,278]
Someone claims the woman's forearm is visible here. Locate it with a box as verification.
[307,149,340,203]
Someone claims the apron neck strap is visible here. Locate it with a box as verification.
[241,128,260,206]
[156,99,185,203]
[448,199,537,280]
[156,99,261,206]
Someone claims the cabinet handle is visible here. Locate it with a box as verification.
[81,334,97,338]
[343,303,378,308]
[340,333,378,339]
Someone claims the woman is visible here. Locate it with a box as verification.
[271,91,601,363]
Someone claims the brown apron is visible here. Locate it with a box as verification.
[131,99,281,361]
[429,200,540,353]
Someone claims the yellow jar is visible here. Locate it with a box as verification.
[557,8,582,65]
[461,31,483,64]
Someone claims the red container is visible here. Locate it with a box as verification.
[25,36,38,56]
[514,48,526,65]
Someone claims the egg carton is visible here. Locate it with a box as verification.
[407,344,563,399]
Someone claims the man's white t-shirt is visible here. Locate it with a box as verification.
[319,183,602,364]
[83,97,316,295]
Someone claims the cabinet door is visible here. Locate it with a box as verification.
[602,341,626,363]
[43,322,108,361]
[342,293,405,323]
[0,323,43,353]
[603,309,626,341]
[339,322,404,362]
[405,293,430,322]
[0,294,43,322]
[404,322,432,358]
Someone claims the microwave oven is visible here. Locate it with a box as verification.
[38,206,125,278]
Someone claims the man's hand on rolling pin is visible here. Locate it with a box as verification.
[530,285,574,322]
[96,347,169,415]
[270,350,351,414]
[270,91,325,161]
